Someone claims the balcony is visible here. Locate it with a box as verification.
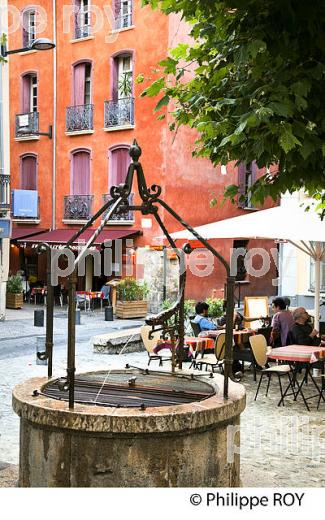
[66,104,94,133]
[15,112,39,139]
[64,195,93,221]
[104,98,134,130]
[102,193,134,223]
[74,24,91,39]
[12,189,39,221]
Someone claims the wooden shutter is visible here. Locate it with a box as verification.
[21,156,37,190]
[237,162,246,208]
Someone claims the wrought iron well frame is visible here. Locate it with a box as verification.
[38,140,235,408]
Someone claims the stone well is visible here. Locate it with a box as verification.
[12,368,245,487]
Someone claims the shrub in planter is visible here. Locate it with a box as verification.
[6,274,24,309]
[116,278,149,318]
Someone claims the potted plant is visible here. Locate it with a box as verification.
[116,277,149,318]
[6,274,24,309]
[205,297,224,323]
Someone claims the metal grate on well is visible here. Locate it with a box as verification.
[41,370,216,409]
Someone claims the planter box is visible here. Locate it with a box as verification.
[116,300,148,319]
[6,293,24,309]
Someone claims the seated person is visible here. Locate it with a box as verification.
[290,307,321,346]
[270,297,294,347]
[193,301,217,332]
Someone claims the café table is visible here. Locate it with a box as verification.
[155,336,215,357]
[30,287,47,305]
[200,328,257,377]
[76,291,103,311]
[200,328,255,345]
[268,345,325,410]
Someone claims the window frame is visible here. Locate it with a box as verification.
[310,256,325,292]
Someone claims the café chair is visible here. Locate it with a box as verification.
[190,333,225,373]
[317,373,325,410]
[140,325,172,367]
[190,321,201,337]
[249,334,293,404]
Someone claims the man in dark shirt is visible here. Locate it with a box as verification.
[290,307,321,346]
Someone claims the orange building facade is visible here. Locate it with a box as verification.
[8,0,277,305]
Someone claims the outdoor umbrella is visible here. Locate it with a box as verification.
[169,204,325,328]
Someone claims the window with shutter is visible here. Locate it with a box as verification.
[110,147,131,187]
[22,9,36,48]
[21,155,37,190]
[72,151,91,195]
[74,0,91,39]
[114,0,133,30]
[237,161,257,208]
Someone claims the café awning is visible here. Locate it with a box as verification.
[17,228,141,249]
[11,228,48,240]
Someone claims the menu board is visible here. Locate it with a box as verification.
[244,296,269,330]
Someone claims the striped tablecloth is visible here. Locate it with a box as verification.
[268,345,325,364]
[154,336,215,354]
[184,337,215,351]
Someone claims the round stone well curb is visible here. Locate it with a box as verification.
[12,369,246,487]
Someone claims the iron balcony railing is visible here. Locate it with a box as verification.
[0,175,10,209]
[64,195,94,220]
[74,24,91,39]
[102,193,134,221]
[114,11,133,30]
[104,98,134,128]
[66,104,94,132]
[15,111,39,138]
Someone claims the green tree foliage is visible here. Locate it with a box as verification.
[141,0,325,214]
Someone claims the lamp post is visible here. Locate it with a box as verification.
[0,37,55,57]
[0,33,55,320]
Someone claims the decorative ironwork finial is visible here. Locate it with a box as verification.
[129,139,142,162]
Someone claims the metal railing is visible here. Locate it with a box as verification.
[64,195,94,220]
[114,12,132,30]
[74,25,91,39]
[104,98,134,128]
[102,193,134,221]
[66,104,94,132]
[15,111,39,137]
[0,175,10,209]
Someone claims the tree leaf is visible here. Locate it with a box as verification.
[154,95,170,112]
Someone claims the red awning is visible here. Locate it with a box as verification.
[11,228,48,240]
[17,228,141,249]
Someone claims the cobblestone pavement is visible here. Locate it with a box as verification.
[0,307,324,487]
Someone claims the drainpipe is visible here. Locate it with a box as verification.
[314,242,321,330]
[52,0,57,229]
[0,7,10,321]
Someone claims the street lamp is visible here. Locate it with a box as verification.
[0,37,55,57]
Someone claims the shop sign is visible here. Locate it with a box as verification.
[0,219,11,239]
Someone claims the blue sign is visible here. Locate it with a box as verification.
[0,218,11,239]
[12,189,38,218]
